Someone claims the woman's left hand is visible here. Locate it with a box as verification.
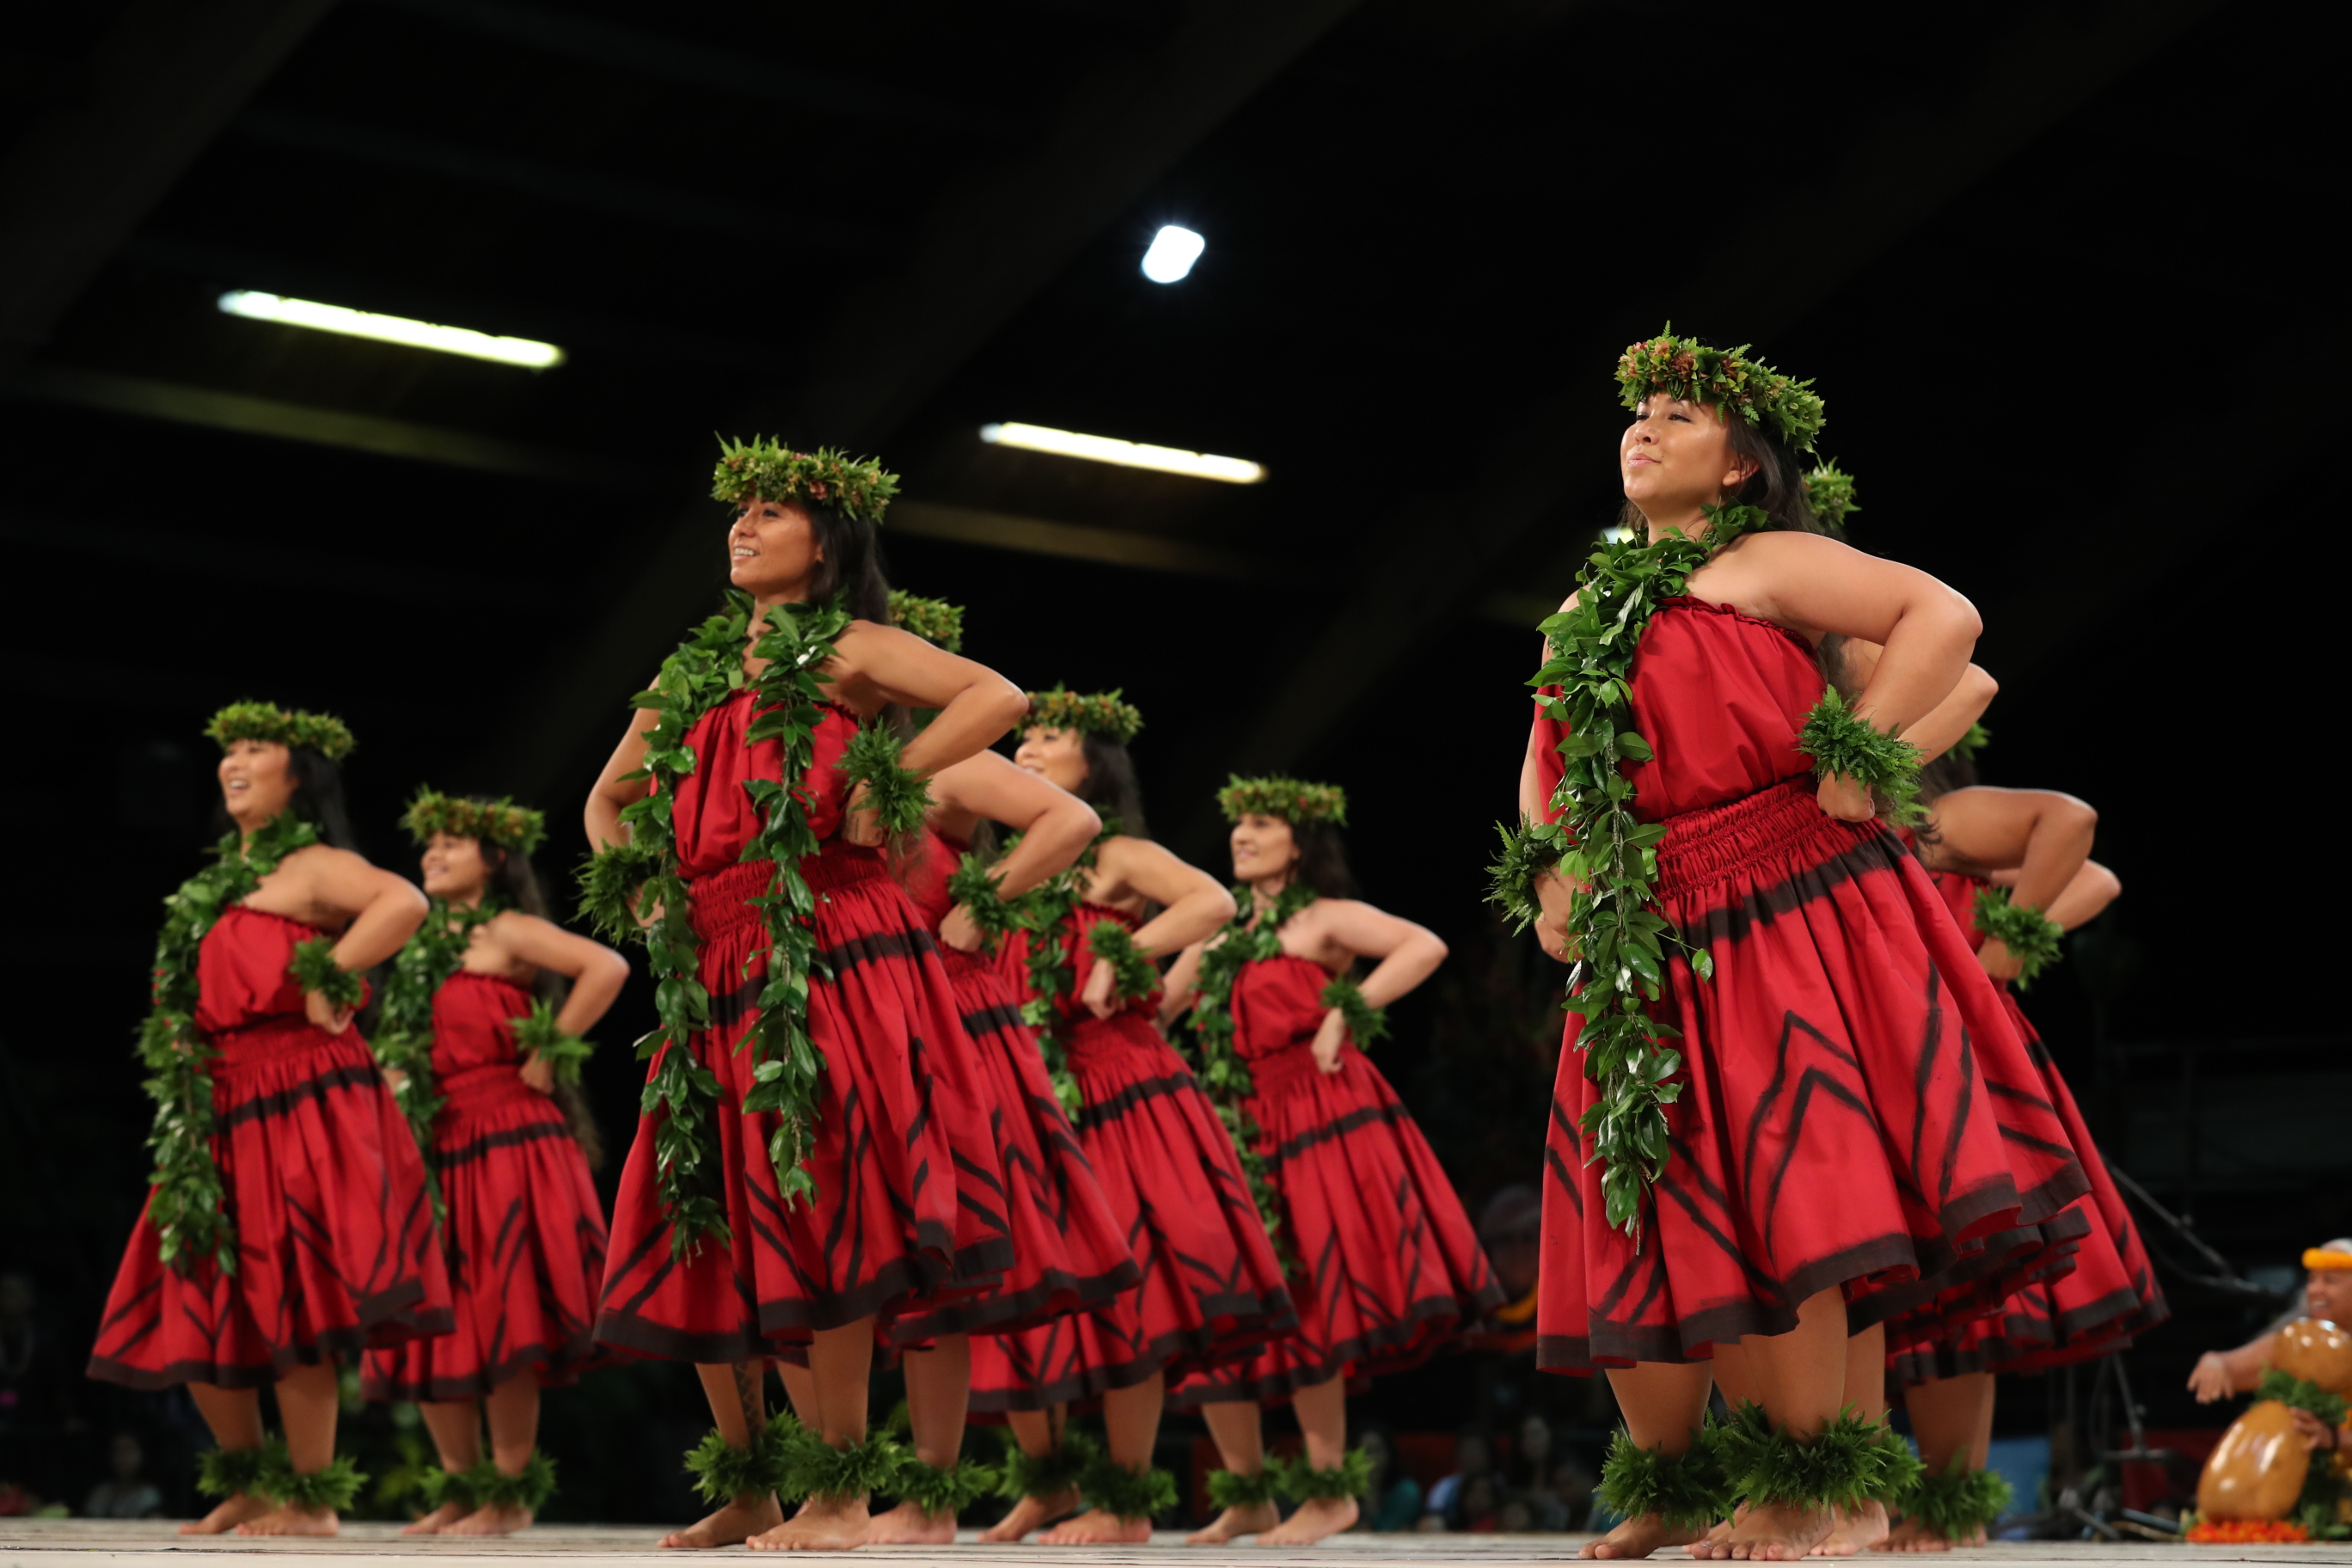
[1081,958,1119,1020]
[842,779,885,847]
[940,904,983,953]
[519,1054,555,1095]
[1816,772,1875,822]
[305,989,355,1036]
[1313,1008,1348,1075]
[1978,939,2023,983]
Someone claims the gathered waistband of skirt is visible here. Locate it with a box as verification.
[437,1061,539,1109]
[1246,1039,1344,1095]
[688,842,889,940]
[1653,776,1871,899]
[209,1013,352,1069]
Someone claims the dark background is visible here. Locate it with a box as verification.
[2,0,2340,1526]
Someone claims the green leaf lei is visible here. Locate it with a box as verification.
[512,996,594,1084]
[1970,885,2065,990]
[1484,505,1769,1240]
[1320,976,1388,1049]
[371,899,505,1222]
[2257,1368,2351,1429]
[946,850,1023,954]
[576,591,855,1258]
[836,720,934,838]
[1796,686,1924,825]
[1012,825,1119,1121]
[139,812,322,1274]
[1182,881,1321,1242]
[1084,923,1157,1000]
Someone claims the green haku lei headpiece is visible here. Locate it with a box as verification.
[402,787,548,854]
[1617,324,1825,452]
[1216,775,1348,826]
[712,435,900,524]
[1026,686,1143,745]
[886,590,965,651]
[1803,460,1859,533]
[205,701,355,761]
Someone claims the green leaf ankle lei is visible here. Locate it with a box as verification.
[1970,885,2065,989]
[1206,1465,1283,1510]
[1484,505,1767,1240]
[684,1416,807,1504]
[1596,1424,1732,1530]
[577,591,854,1257]
[1713,1403,1904,1513]
[1275,1449,1375,1502]
[793,1430,908,1503]
[1078,1450,1178,1523]
[459,1451,560,1512]
[1012,824,1118,1119]
[288,936,364,1011]
[891,1456,1001,1517]
[198,1438,285,1498]
[1796,685,1924,825]
[372,899,506,1222]
[512,997,594,1082]
[1183,881,1320,1242]
[1902,1455,2011,1543]
[140,812,322,1273]
[997,1429,1097,1500]
[256,1451,367,1511]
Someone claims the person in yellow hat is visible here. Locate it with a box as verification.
[2188,1241,2352,1407]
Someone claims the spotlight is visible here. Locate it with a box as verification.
[980,421,1265,484]
[1140,226,1204,285]
[217,291,565,369]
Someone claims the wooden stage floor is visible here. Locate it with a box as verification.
[5,1521,2352,1567]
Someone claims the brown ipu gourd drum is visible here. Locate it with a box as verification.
[2196,1319,2352,1522]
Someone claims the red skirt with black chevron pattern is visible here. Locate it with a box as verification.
[1537,779,2091,1371]
[595,844,1011,1361]
[967,1010,1296,1411]
[89,1015,455,1389]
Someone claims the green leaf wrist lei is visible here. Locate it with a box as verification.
[836,720,934,837]
[1969,885,2065,989]
[946,851,1023,953]
[512,996,595,1083]
[140,812,322,1274]
[576,591,855,1258]
[1320,976,1388,1049]
[288,936,364,1010]
[1084,922,1158,1001]
[1795,686,1925,825]
[1484,502,1768,1239]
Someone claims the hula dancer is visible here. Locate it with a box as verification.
[1500,331,2092,1560]
[857,595,1142,1545]
[967,690,1295,1545]
[1877,749,2162,1551]
[89,704,442,1536]
[361,792,629,1535]
[582,440,1029,1550]
[1165,776,1501,1546]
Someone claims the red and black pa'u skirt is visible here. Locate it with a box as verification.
[89,1017,453,1388]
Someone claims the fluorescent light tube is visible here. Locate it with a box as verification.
[980,421,1264,484]
[217,291,564,369]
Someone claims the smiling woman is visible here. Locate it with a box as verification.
[87,702,440,1540]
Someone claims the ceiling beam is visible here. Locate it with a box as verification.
[0,0,339,374]
[1212,0,2222,805]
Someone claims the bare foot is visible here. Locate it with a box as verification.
[401,1500,475,1535]
[1261,1496,1357,1545]
[660,1497,784,1549]
[1810,1503,1888,1557]
[236,1504,339,1536]
[1873,1517,1976,1553]
[748,1496,870,1551]
[1722,1500,1834,1561]
[1186,1501,1280,1543]
[1583,1511,1711,1559]
[865,1499,957,1545]
[181,1493,273,1534]
[981,1488,1081,1543]
[447,1502,535,1535]
[1038,1508,1151,1545]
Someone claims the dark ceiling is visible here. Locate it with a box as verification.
[4,0,2339,1295]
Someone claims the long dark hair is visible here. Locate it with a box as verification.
[1073,733,1150,841]
[800,498,892,624]
[1286,819,1356,899]
[211,745,358,848]
[480,842,606,1171]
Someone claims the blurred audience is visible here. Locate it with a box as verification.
[1423,1424,1494,1528]
[81,1432,163,1520]
[0,1271,77,1435]
[1355,1426,1424,1533]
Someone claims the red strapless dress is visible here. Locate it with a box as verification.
[89,907,453,1388]
[1171,952,1501,1406]
[595,695,1012,1361]
[968,903,1296,1411]
[881,829,1140,1343]
[1532,597,2092,1371]
[1884,863,2166,1380]
[361,972,609,1400]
